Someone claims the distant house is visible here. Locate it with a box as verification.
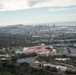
[17,57,36,64]
[16,59,25,63]
[0,54,10,60]
[55,58,70,61]
[34,61,39,64]
[73,43,76,47]
[33,61,40,65]
[15,50,22,54]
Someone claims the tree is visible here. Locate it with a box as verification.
[65,70,76,74]
[20,62,29,67]
[45,66,50,70]
[67,48,71,56]
[2,62,15,68]
[0,72,14,75]
[50,67,58,72]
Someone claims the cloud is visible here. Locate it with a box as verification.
[0,3,4,9]
[28,0,51,7]
[49,6,76,11]
[0,0,76,11]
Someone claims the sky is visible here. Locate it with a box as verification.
[0,0,76,26]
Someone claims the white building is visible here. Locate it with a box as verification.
[43,63,67,71]
[0,54,10,60]
[55,58,70,61]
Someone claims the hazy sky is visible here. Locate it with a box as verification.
[0,0,76,26]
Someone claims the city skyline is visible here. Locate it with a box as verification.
[0,0,76,26]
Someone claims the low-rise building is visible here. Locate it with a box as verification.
[17,57,36,64]
[42,62,67,71]
[55,58,70,61]
[0,54,10,60]
[22,44,57,56]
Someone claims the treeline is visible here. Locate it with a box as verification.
[0,61,57,75]
[0,33,37,47]
[0,32,76,47]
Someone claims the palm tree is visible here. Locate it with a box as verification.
[67,48,71,56]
